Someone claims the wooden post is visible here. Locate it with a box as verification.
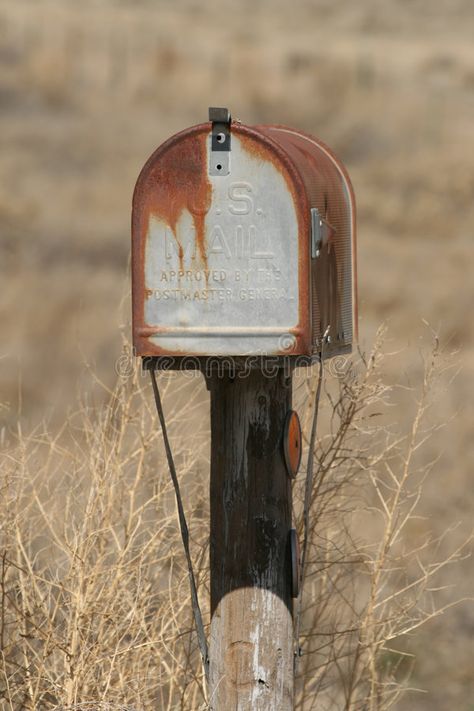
[208,367,294,710]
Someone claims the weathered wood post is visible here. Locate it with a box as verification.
[208,368,294,709]
[131,107,357,710]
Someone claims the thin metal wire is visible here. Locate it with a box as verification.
[149,369,210,689]
[294,329,328,668]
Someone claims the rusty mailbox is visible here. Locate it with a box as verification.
[132,108,357,362]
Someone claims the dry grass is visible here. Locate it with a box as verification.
[1,333,469,709]
[292,331,471,709]
[1,366,211,709]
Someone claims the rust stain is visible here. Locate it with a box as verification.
[132,125,214,356]
[137,128,211,273]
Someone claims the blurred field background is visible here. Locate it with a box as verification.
[1,0,473,708]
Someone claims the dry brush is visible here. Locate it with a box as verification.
[0,332,468,710]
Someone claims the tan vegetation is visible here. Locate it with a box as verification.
[1,334,469,709]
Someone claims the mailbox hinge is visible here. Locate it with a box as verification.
[209,106,231,176]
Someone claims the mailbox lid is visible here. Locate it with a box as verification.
[132,123,312,358]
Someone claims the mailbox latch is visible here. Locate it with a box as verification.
[209,106,231,176]
[311,208,323,257]
[311,208,335,258]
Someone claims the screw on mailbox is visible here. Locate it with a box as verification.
[131,107,357,710]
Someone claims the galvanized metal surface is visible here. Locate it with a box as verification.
[132,117,356,360]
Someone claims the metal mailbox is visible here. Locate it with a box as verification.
[132,108,357,362]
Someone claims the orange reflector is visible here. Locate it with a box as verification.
[283,410,302,479]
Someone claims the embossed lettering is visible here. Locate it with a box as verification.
[164,227,197,260]
[208,225,232,258]
[228,182,253,215]
[249,225,274,259]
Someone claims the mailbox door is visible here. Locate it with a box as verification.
[132,125,311,358]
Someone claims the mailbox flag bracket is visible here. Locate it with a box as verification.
[209,106,231,176]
